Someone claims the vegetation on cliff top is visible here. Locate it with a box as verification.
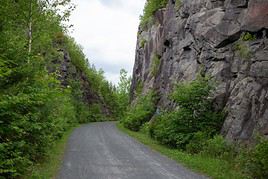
[140,0,168,29]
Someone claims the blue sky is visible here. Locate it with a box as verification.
[69,0,146,84]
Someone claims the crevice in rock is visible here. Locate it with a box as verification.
[232,73,238,78]
[183,46,191,51]
[237,0,249,8]
[260,95,268,119]
[215,31,242,48]
[164,39,172,48]
[256,30,263,39]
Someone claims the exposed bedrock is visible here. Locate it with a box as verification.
[131,0,268,141]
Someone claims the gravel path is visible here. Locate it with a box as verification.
[57,122,207,179]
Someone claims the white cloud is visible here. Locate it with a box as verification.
[69,0,145,84]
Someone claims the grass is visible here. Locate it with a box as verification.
[116,122,246,179]
[23,125,79,179]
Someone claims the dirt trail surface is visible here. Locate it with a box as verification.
[57,122,207,179]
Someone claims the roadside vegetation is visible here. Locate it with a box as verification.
[121,91,156,131]
[22,126,79,179]
[117,123,245,179]
[0,0,128,178]
[119,75,268,179]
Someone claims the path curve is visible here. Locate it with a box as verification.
[57,122,207,179]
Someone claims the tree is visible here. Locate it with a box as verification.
[116,69,132,118]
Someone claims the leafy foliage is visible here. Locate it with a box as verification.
[121,91,156,131]
[150,76,225,148]
[114,69,132,118]
[185,131,209,154]
[202,135,235,159]
[238,138,268,179]
[234,32,256,59]
[241,32,256,41]
[234,43,252,59]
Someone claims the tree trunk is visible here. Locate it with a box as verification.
[28,0,33,55]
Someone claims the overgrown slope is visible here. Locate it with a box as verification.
[0,0,117,177]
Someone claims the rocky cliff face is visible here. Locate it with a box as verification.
[59,50,100,104]
[50,48,110,116]
[131,0,268,141]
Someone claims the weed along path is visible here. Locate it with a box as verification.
[57,122,207,179]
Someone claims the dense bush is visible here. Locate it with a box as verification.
[140,0,168,29]
[150,76,225,148]
[87,103,105,122]
[199,135,268,178]
[238,138,268,179]
[202,135,235,160]
[150,110,193,147]
[122,92,156,131]
[185,132,209,154]
[140,122,151,134]
[0,57,76,177]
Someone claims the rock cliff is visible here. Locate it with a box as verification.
[49,48,110,116]
[131,0,268,141]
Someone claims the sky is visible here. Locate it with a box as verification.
[69,0,146,84]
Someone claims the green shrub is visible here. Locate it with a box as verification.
[140,122,151,134]
[234,43,252,59]
[150,109,194,148]
[186,132,209,154]
[234,32,255,59]
[122,92,156,131]
[140,0,168,29]
[87,103,104,122]
[202,135,235,159]
[150,76,225,148]
[241,32,256,41]
[238,138,268,179]
[0,69,77,177]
